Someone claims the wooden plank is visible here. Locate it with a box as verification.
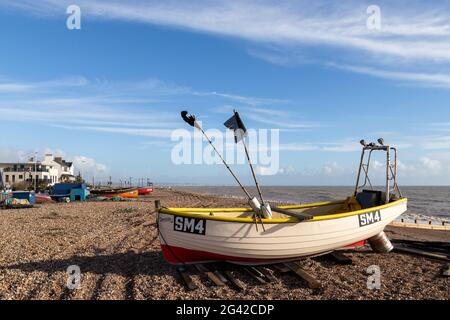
[176,266,198,291]
[195,264,226,287]
[244,267,267,284]
[249,267,266,280]
[256,266,278,283]
[329,252,353,265]
[272,264,290,273]
[284,262,321,290]
[195,264,210,272]
[206,272,226,287]
[213,270,229,284]
[223,270,245,291]
[442,263,450,277]
[394,246,449,262]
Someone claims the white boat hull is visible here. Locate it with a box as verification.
[158,199,407,265]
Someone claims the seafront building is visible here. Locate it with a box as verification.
[0,154,75,187]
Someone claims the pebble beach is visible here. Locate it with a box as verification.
[0,188,448,300]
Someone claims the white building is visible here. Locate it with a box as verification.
[0,154,75,187]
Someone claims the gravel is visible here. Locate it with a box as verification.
[0,188,448,300]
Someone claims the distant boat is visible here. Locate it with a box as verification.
[138,185,154,196]
[36,193,54,204]
[90,187,139,198]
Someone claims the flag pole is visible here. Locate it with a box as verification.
[240,134,265,205]
[180,111,252,200]
[224,110,272,219]
[198,126,253,200]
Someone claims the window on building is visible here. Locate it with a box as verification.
[5,175,9,182]
[19,175,23,179]
[12,175,15,183]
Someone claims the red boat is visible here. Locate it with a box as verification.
[35,193,54,204]
[138,186,154,196]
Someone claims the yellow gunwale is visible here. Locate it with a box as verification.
[158,198,408,224]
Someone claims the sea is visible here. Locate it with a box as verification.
[175,186,450,224]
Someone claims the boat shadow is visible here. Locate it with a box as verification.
[1,250,173,277]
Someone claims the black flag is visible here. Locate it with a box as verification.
[224,110,247,143]
[181,111,196,127]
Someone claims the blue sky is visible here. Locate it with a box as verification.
[1,0,450,185]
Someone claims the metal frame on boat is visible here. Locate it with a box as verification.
[355,138,402,203]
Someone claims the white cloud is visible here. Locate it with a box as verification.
[277,165,297,175]
[420,136,450,150]
[277,141,361,153]
[6,0,450,61]
[255,166,277,176]
[53,125,173,138]
[4,1,450,88]
[321,142,361,153]
[0,148,108,179]
[278,143,320,152]
[0,76,88,93]
[0,148,30,162]
[0,75,288,140]
[323,162,345,176]
[420,157,442,174]
[331,64,450,89]
[72,156,109,176]
[216,106,318,130]
[397,156,447,177]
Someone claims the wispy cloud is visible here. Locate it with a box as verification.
[3,1,450,62]
[4,0,450,88]
[52,125,173,138]
[0,75,289,139]
[215,105,318,130]
[330,63,450,88]
[259,140,361,153]
[0,76,88,93]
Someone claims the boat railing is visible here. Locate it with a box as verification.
[354,139,402,203]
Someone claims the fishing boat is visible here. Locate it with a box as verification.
[90,187,139,198]
[157,113,407,265]
[158,195,406,265]
[35,192,54,204]
[138,184,154,196]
